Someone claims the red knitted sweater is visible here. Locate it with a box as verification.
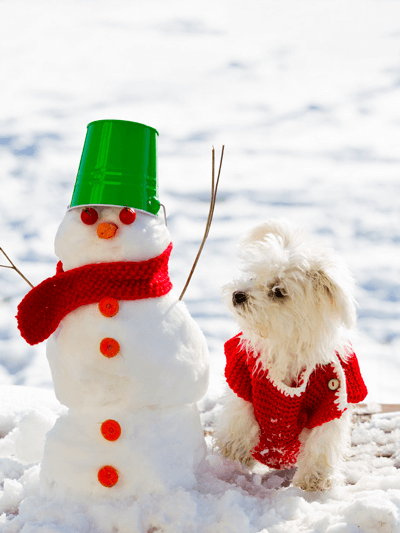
[224,334,367,469]
[17,244,173,346]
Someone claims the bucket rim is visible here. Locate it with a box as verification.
[86,119,159,137]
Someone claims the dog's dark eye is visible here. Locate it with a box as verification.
[270,287,287,299]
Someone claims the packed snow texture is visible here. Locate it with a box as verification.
[55,208,172,268]
[1,0,400,531]
[1,387,400,532]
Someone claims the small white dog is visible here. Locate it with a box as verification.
[214,218,367,491]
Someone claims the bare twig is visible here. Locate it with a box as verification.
[179,145,225,301]
[0,248,34,288]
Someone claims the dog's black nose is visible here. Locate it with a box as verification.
[232,291,248,306]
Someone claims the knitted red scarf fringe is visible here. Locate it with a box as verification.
[17,244,173,346]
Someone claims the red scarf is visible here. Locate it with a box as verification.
[17,244,173,346]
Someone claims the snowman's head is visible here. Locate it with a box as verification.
[55,206,171,271]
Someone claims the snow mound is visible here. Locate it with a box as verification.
[1,386,400,532]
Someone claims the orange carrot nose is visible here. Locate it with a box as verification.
[97,222,118,239]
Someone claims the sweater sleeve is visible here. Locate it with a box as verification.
[339,349,368,404]
[302,364,345,429]
[224,334,253,403]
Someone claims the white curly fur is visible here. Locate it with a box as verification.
[213,218,356,491]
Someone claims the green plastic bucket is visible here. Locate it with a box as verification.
[70,120,160,215]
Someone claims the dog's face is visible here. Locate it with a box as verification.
[224,219,356,351]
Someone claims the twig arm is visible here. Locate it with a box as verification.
[179,145,224,301]
[0,248,34,288]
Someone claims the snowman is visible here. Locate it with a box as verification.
[17,120,209,499]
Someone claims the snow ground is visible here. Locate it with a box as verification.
[1,386,400,533]
[1,0,400,531]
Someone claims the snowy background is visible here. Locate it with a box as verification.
[1,0,400,531]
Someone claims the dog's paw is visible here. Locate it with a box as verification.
[214,437,256,468]
[293,471,335,492]
[239,454,257,468]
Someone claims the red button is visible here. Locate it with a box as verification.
[100,338,120,358]
[98,465,119,487]
[98,297,119,317]
[101,419,121,441]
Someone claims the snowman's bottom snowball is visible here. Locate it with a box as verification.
[40,403,206,499]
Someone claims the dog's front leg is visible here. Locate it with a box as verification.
[293,410,351,491]
[213,387,260,467]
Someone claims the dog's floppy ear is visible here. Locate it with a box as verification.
[313,268,357,329]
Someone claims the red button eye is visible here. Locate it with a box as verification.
[119,207,136,225]
[81,207,99,225]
